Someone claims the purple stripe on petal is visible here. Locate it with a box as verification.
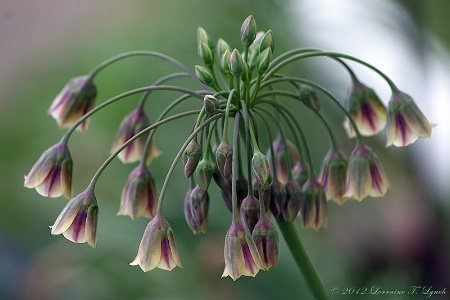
[44,167,61,196]
[161,236,171,269]
[370,165,384,193]
[361,103,377,131]
[396,114,409,146]
[71,211,87,242]
[241,243,255,274]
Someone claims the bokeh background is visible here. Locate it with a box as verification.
[1,0,449,299]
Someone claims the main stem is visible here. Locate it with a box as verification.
[276,217,329,300]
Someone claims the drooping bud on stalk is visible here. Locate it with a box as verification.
[269,180,287,217]
[203,95,220,113]
[300,179,327,230]
[240,15,257,47]
[183,140,202,178]
[216,140,233,180]
[184,185,210,234]
[299,85,321,112]
[283,180,302,222]
[198,41,214,67]
[213,171,233,212]
[252,151,270,186]
[292,161,309,188]
[267,138,301,184]
[253,181,271,214]
[319,149,348,205]
[240,194,260,232]
[256,48,271,74]
[229,49,243,77]
[196,158,214,190]
[195,65,215,87]
[252,218,279,270]
[386,91,433,147]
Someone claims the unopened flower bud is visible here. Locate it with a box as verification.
[300,179,327,230]
[256,48,271,74]
[299,85,321,112]
[259,30,274,53]
[195,65,215,87]
[203,95,220,113]
[283,180,302,222]
[183,140,202,178]
[269,180,287,217]
[197,27,215,51]
[252,151,270,186]
[213,171,233,211]
[198,41,214,67]
[240,194,260,232]
[252,218,279,270]
[196,158,214,190]
[217,38,231,60]
[241,61,250,82]
[240,15,257,47]
[229,49,243,77]
[220,50,231,74]
[216,140,233,180]
[184,185,209,234]
[386,91,433,147]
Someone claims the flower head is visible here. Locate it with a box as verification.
[111,106,161,164]
[252,218,279,270]
[344,144,390,201]
[130,215,182,271]
[50,187,98,248]
[300,179,327,230]
[319,149,348,205]
[386,91,433,147]
[118,164,157,220]
[24,142,72,199]
[343,81,386,137]
[48,76,96,132]
[222,221,263,281]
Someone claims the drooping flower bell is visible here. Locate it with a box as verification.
[24,142,72,199]
[343,80,387,137]
[222,221,263,281]
[111,106,161,164]
[252,218,279,270]
[282,179,302,222]
[118,164,157,220]
[268,138,301,184]
[344,144,390,201]
[240,194,260,232]
[130,214,182,271]
[184,185,210,234]
[386,91,433,147]
[48,76,96,132]
[300,179,327,230]
[50,187,98,248]
[319,149,348,205]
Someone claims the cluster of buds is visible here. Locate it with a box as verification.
[25,15,432,282]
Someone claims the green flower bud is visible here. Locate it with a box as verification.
[216,140,233,180]
[229,49,243,77]
[195,65,215,87]
[197,27,215,51]
[259,30,274,53]
[198,41,214,67]
[183,140,202,178]
[240,15,257,47]
[196,158,214,191]
[217,38,231,60]
[220,50,231,74]
[252,151,270,186]
[203,95,220,113]
[256,48,271,74]
[241,61,250,82]
[299,85,321,112]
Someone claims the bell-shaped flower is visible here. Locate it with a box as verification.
[222,221,263,281]
[240,194,260,232]
[50,187,98,248]
[319,149,348,205]
[343,81,387,137]
[183,140,202,178]
[267,138,301,184]
[130,214,182,271]
[184,185,210,234]
[282,180,302,222]
[48,76,96,132]
[24,142,72,199]
[252,218,279,270]
[118,164,157,220]
[386,91,433,147]
[111,106,161,164]
[300,179,327,230]
[344,144,390,201]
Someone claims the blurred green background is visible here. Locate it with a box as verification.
[1,1,449,299]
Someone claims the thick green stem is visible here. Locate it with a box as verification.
[276,217,329,300]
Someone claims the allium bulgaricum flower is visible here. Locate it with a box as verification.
[300,179,327,230]
[386,91,433,147]
[111,106,161,164]
[252,218,279,270]
[24,142,72,199]
[268,138,301,184]
[118,164,157,220]
[50,187,98,248]
[183,140,202,178]
[344,144,390,201]
[48,76,96,132]
[222,221,263,281]
[343,80,387,137]
[184,185,210,234]
[130,215,182,271]
[269,180,287,217]
[240,194,260,232]
[319,149,348,205]
[282,180,302,222]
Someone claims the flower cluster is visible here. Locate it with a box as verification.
[25,15,432,283]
